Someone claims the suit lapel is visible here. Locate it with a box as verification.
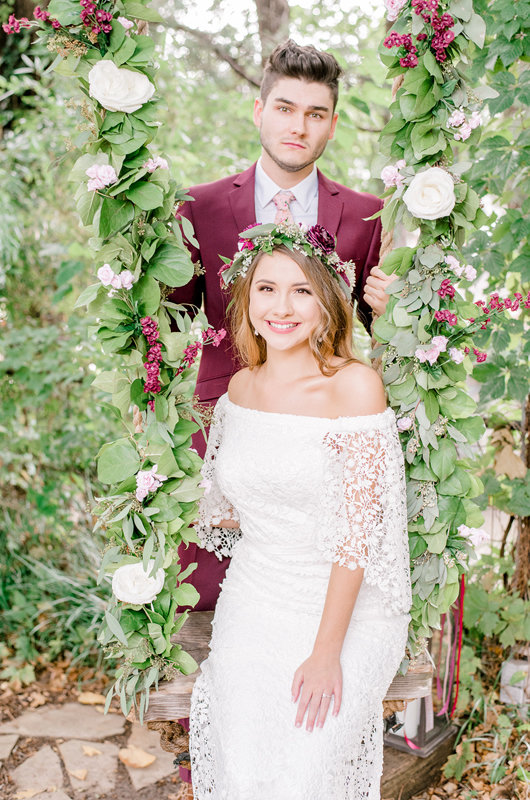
[317,169,344,238]
[228,163,257,235]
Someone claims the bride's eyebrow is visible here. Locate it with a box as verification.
[255,279,311,287]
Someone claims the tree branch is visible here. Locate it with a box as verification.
[165,20,261,88]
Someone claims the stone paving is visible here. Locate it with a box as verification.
[0,699,180,799]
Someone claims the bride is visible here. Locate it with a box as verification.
[189,221,412,799]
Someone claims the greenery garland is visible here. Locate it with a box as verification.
[2,0,226,719]
[376,0,529,661]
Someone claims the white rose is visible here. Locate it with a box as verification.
[112,560,165,605]
[403,167,456,220]
[88,60,155,114]
[97,264,115,286]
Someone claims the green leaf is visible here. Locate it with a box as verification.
[125,181,164,211]
[424,391,439,423]
[99,197,135,240]
[92,371,129,394]
[132,275,160,316]
[48,0,83,25]
[97,438,140,484]
[431,439,457,481]
[463,13,486,48]
[105,609,129,646]
[122,2,165,23]
[147,243,194,287]
[74,283,100,308]
[173,582,200,607]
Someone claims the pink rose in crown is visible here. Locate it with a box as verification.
[86,163,117,192]
[306,224,335,254]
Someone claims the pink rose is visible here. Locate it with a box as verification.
[426,346,442,365]
[381,165,403,188]
[110,273,122,290]
[86,163,117,192]
[449,347,465,364]
[97,264,116,286]
[143,156,169,173]
[397,417,413,432]
[431,335,448,352]
[120,270,135,290]
[135,465,167,502]
[454,123,472,141]
[117,16,134,30]
[396,159,406,169]
[384,0,407,21]
[415,349,429,363]
[464,264,477,281]
[447,110,466,128]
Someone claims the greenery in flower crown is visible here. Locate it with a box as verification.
[1,0,227,719]
[219,221,356,301]
[375,0,529,662]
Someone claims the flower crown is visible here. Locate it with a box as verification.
[218,222,356,301]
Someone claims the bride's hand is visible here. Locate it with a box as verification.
[291,652,342,732]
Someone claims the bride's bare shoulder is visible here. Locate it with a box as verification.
[228,368,252,403]
[331,361,387,417]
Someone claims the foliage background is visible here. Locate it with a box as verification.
[0,0,392,687]
[1,0,529,719]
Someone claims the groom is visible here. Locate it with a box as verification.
[171,40,394,608]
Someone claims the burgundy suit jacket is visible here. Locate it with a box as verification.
[170,163,383,405]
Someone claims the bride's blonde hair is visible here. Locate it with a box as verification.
[228,244,362,377]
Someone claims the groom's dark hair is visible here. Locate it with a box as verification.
[261,40,344,110]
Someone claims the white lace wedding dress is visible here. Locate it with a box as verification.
[189,393,411,800]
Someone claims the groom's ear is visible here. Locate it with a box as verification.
[328,111,339,141]
[253,97,264,129]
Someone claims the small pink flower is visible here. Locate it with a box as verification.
[381,165,403,188]
[415,349,429,363]
[143,156,169,173]
[426,346,442,365]
[199,477,213,494]
[118,16,134,30]
[449,347,465,364]
[447,110,466,128]
[51,18,61,28]
[445,254,460,272]
[454,123,472,141]
[97,264,116,286]
[110,273,122,290]
[458,524,488,547]
[463,264,477,281]
[468,111,481,130]
[397,417,413,432]
[120,270,135,290]
[396,159,406,169]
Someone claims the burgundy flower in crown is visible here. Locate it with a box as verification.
[237,223,261,252]
[306,224,336,254]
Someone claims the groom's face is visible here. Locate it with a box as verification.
[254,78,338,174]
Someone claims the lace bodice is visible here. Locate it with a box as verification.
[195,393,411,617]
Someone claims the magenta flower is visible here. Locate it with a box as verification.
[306,224,336,254]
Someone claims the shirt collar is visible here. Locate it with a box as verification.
[255,157,318,213]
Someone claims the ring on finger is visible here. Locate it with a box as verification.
[322,693,332,699]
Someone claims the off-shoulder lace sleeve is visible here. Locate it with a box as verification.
[319,411,412,616]
[194,395,242,560]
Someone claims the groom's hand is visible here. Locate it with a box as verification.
[363,267,398,318]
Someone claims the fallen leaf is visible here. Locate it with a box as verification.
[443,783,458,794]
[82,745,102,757]
[29,691,47,708]
[70,768,88,780]
[119,744,157,769]
[470,778,485,790]
[77,691,106,705]
[14,791,40,800]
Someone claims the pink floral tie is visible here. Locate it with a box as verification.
[273,190,295,224]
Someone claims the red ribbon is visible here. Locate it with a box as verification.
[450,574,466,718]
